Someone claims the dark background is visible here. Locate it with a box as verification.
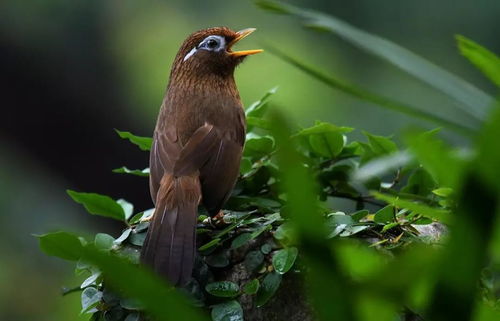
[1,0,499,320]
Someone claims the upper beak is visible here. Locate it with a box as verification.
[228,28,264,57]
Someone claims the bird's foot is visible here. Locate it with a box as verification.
[207,210,225,227]
[213,210,225,221]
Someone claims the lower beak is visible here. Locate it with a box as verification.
[228,28,264,57]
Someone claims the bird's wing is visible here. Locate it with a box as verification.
[199,136,243,214]
[149,123,221,201]
[199,108,245,215]
[149,129,180,204]
[150,110,244,216]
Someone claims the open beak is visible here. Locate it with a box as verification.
[228,28,264,57]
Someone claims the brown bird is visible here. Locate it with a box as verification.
[140,27,262,285]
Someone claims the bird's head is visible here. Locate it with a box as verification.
[170,27,263,80]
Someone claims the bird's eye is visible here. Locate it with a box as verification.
[206,38,219,49]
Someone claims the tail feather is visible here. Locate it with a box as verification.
[140,174,200,286]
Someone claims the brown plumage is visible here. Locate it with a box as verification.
[140,27,262,285]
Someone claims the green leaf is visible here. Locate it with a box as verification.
[205,281,240,298]
[117,199,134,220]
[269,111,356,321]
[244,250,264,272]
[309,133,344,158]
[256,0,493,121]
[230,233,253,249]
[36,231,83,261]
[113,167,150,177]
[251,224,273,238]
[245,86,278,117]
[81,287,102,314]
[94,233,115,251]
[211,300,243,321]
[381,222,400,233]
[198,238,221,251]
[79,244,206,320]
[405,129,465,188]
[372,192,450,223]
[374,205,395,224]
[247,116,272,130]
[114,228,132,245]
[120,297,143,310]
[231,225,271,250]
[475,106,500,191]
[351,210,369,222]
[261,243,273,254]
[272,247,298,274]
[129,231,147,247]
[244,134,275,157]
[273,222,297,244]
[81,271,101,288]
[221,211,252,224]
[339,225,370,237]
[296,122,353,136]
[255,272,282,307]
[261,45,475,136]
[432,187,453,197]
[353,151,412,183]
[124,313,140,321]
[363,132,397,155]
[206,251,230,268]
[243,279,260,295]
[325,212,355,238]
[296,123,348,158]
[401,167,437,196]
[67,190,125,221]
[239,157,252,175]
[456,35,500,88]
[115,129,152,151]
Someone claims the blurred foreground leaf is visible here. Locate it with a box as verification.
[456,35,500,88]
[38,232,206,321]
[426,106,500,320]
[271,111,356,321]
[256,0,493,121]
[263,45,475,136]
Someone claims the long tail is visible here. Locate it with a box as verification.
[140,174,201,286]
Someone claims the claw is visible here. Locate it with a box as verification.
[207,210,225,227]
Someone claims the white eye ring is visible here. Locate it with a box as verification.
[182,35,226,62]
[198,35,226,52]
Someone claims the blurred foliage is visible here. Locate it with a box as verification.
[20,0,500,320]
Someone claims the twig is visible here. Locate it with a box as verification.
[61,285,83,296]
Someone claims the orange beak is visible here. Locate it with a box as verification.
[228,28,264,57]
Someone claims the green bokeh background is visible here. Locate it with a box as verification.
[1,0,498,320]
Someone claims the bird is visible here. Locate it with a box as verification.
[140,27,262,286]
